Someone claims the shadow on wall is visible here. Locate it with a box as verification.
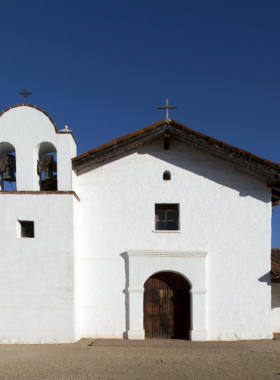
[77,139,270,205]
[258,272,271,286]
[143,141,270,204]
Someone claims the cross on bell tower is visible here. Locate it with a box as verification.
[157,98,177,121]
[19,87,32,104]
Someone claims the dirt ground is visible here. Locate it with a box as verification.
[1,338,280,380]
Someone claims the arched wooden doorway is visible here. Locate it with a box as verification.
[144,272,190,339]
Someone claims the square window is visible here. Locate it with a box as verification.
[155,204,179,231]
[20,221,34,238]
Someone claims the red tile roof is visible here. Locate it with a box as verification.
[72,119,168,162]
[72,118,280,173]
[272,249,280,277]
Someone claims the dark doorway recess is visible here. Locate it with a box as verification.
[144,272,190,339]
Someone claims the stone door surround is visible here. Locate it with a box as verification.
[125,250,208,341]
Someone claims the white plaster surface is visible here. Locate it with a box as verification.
[0,106,77,343]
[271,283,280,332]
[125,250,207,340]
[0,107,274,342]
[0,106,76,191]
[0,193,77,343]
[75,139,272,341]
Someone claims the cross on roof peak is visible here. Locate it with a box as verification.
[157,98,177,121]
[19,87,32,104]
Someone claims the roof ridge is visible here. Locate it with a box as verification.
[72,119,167,162]
[72,118,280,172]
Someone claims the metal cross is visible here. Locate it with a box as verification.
[157,99,177,120]
[19,87,32,104]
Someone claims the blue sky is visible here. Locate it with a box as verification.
[1,0,280,246]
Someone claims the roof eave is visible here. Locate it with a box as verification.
[72,120,280,181]
[72,124,167,171]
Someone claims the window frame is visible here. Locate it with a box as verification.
[155,204,179,231]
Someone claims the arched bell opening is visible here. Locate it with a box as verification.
[37,142,57,191]
[0,142,16,191]
[144,271,191,339]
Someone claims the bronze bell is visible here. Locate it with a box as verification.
[2,164,16,182]
[42,168,55,181]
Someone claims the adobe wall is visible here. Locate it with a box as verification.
[0,193,76,343]
[0,105,78,344]
[74,139,272,341]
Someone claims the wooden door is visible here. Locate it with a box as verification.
[144,272,190,339]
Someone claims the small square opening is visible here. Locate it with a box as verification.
[19,221,34,238]
[155,204,179,230]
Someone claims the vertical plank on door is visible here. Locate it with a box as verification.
[144,272,190,339]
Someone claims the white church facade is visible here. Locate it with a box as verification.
[0,103,280,343]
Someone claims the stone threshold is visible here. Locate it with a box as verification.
[87,339,247,348]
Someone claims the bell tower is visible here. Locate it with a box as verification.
[0,104,78,344]
[0,104,76,191]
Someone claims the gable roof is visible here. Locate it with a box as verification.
[272,249,280,278]
[72,119,280,206]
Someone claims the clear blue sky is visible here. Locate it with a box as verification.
[1,0,280,246]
